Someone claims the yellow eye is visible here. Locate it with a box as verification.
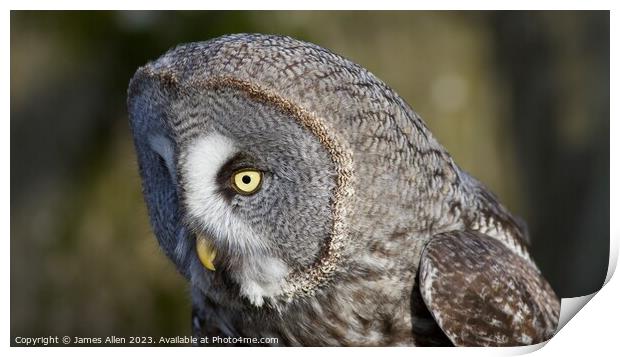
[231,169,262,195]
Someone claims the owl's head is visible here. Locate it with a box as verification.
[128,34,459,307]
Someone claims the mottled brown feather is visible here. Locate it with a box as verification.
[419,231,560,346]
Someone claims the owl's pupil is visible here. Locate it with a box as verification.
[242,175,251,184]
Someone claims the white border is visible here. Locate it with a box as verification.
[4,2,616,356]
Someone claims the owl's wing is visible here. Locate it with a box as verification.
[418,230,560,346]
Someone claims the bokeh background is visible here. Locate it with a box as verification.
[11,11,609,342]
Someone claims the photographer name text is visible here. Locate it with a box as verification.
[14,335,278,346]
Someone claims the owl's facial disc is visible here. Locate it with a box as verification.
[161,84,341,306]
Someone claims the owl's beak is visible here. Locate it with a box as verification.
[196,235,217,271]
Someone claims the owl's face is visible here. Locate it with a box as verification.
[142,85,339,306]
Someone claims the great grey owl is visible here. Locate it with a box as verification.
[127,34,560,346]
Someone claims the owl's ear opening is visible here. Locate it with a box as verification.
[148,134,178,186]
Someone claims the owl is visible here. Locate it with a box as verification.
[127,34,560,346]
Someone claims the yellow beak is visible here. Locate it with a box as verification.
[196,235,217,271]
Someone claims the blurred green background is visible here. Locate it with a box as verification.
[11,11,609,342]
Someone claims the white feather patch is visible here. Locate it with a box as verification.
[182,133,264,253]
[182,133,288,306]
